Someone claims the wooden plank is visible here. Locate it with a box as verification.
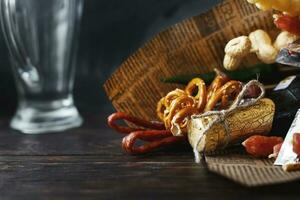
[0,156,299,199]
[0,114,195,161]
[0,113,299,199]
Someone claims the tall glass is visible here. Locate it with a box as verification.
[0,0,83,134]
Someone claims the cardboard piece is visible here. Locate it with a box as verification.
[205,147,300,186]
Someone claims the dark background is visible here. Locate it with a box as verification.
[0,0,221,115]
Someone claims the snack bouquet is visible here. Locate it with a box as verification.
[108,70,275,157]
[105,0,300,179]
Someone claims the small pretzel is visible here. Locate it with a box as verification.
[171,106,199,135]
[205,80,242,112]
[108,112,165,134]
[164,89,186,108]
[122,130,185,154]
[185,78,207,112]
[206,74,230,102]
[164,95,195,129]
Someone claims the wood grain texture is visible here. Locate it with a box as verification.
[0,113,299,199]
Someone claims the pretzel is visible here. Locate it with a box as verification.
[185,78,207,112]
[206,73,230,102]
[163,95,196,130]
[164,89,186,108]
[204,80,242,112]
[122,130,185,154]
[171,106,199,135]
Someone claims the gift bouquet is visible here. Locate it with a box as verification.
[104,0,300,186]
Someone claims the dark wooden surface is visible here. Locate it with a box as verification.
[0,112,299,200]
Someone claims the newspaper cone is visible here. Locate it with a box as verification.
[104,0,277,121]
[188,98,275,153]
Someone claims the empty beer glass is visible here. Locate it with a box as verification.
[0,0,83,134]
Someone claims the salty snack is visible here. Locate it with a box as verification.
[158,70,241,136]
[223,30,299,70]
[249,30,278,64]
[273,31,299,50]
[224,0,300,70]
[242,135,283,157]
[223,36,252,70]
[108,70,248,154]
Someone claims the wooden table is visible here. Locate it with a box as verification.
[0,112,299,200]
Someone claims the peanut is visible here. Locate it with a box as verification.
[249,29,278,64]
[223,36,251,70]
[274,31,299,50]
